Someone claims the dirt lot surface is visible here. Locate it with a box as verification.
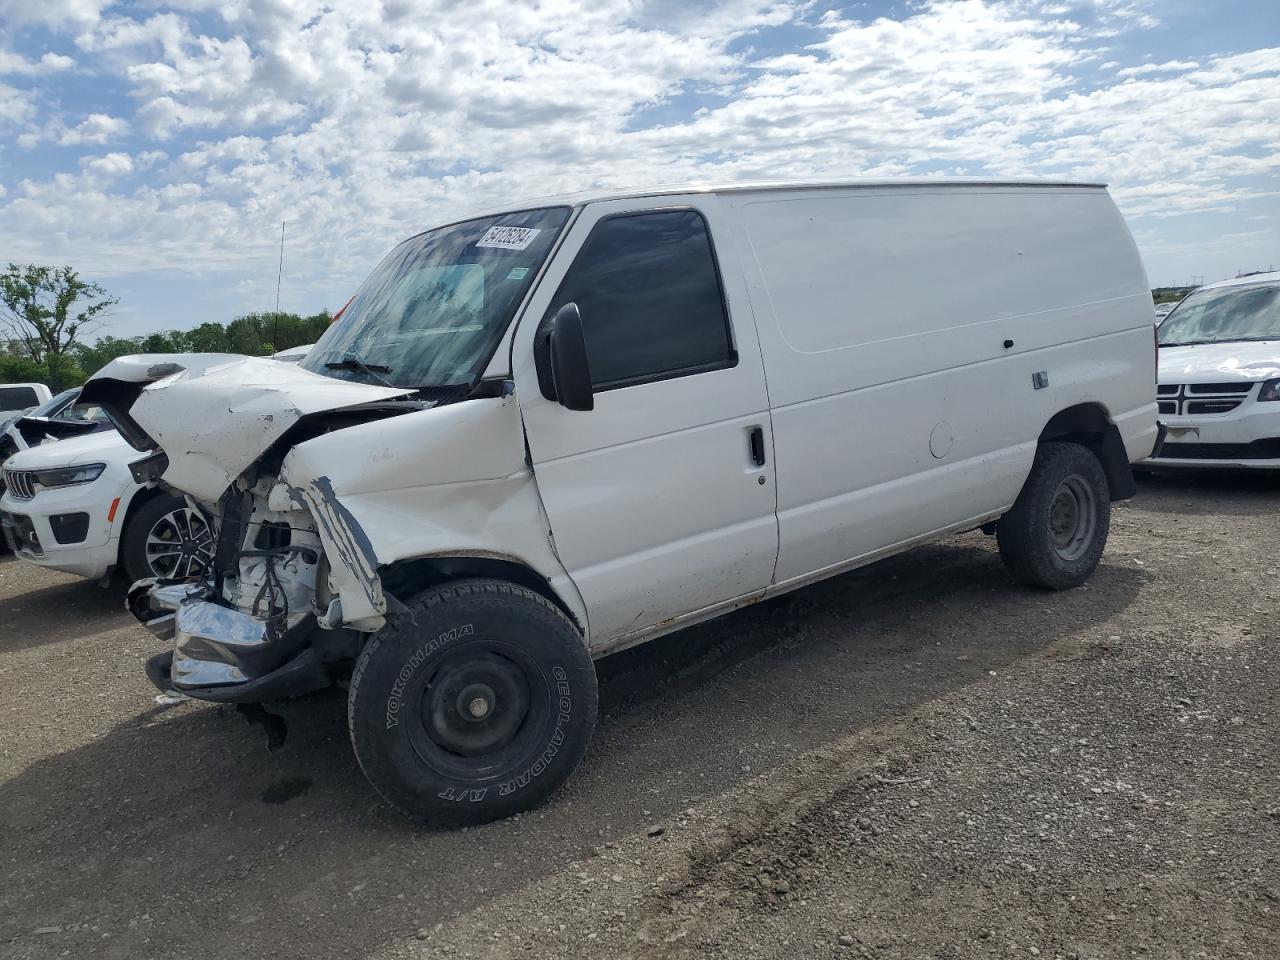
[2,474,1278,960]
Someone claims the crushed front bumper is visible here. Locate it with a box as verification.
[130,580,330,703]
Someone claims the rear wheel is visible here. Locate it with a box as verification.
[120,493,216,584]
[347,578,597,826]
[997,441,1110,590]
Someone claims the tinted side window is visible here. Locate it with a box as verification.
[0,387,39,409]
[549,210,735,389]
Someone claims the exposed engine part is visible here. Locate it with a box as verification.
[220,492,323,639]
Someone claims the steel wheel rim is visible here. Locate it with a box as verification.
[1048,474,1097,562]
[405,639,553,782]
[144,506,215,579]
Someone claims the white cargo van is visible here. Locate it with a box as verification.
[82,180,1161,824]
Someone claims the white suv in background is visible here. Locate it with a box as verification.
[1148,271,1280,469]
[1,426,214,582]
[1,347,313,581]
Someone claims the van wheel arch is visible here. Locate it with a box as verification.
[1038,403,1136,502]
[378,555,584,636]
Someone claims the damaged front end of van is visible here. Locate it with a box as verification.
[80,353,414,701]
[80,351,576,705]
[76,206,583,712]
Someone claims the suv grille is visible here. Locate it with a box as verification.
[1186,382,1252,395]
[1157,382,1255,416]
[1186,399,1243,415]
[2,469,36,500]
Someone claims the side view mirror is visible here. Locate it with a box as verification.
[545,303,594,411]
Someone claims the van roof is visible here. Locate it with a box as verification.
[472,177,1109,218]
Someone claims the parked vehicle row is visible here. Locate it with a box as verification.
[77,178,1161,825]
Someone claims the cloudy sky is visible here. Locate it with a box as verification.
[1,0,1277,339]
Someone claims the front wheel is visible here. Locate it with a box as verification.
[997,441,1111,590]
[347,578,598,826]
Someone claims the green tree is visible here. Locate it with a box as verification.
[71,334,148,379]
[186,322,230,353]
[0,353,49,385]
[10,308,332,386]
[0,265,118,387]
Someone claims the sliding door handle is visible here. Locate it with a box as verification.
[748,426,766,466]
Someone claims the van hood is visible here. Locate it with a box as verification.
[1157,340,1280,385]
[81,353,416,501]
[3,426,132,471]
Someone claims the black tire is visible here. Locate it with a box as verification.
[119,492,216,584]
[997,441,1111,590]
[347,578,597,826]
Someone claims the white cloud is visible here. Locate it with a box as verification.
[0,51,76,75]
[0,0,105,28]
[57,112,130,144]
[0,81,36,124]
[80,152,134,177]
[0,0,1276,317]
[1116,58,1198,77]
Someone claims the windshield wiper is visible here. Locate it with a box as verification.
[324,354,395,386]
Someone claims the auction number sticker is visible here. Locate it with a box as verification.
[476,225,542,250]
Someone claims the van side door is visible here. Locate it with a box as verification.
[511,197,778,649]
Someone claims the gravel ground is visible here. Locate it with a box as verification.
[1,473,1277,960]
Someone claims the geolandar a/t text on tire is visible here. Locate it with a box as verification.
[82,178,1161,825]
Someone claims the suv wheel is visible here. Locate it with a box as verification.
[120,493,216,584]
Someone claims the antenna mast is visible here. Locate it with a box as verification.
[275,220,286,313]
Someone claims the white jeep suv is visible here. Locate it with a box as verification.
[1,428,213,582]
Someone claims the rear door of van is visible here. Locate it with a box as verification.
[511,195,779,648]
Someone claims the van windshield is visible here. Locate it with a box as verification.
[302,206,570,389]
[1158,280,1280,347]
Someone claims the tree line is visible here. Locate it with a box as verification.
[1,263,331,389]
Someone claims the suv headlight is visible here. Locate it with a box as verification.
[1259,378,1280,402]
[31,463,106,491]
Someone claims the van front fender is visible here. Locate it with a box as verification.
[273,396,587,634]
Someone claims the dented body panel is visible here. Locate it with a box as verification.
[86,353,411,501]
[274,396,585,631]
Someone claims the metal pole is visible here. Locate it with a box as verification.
[275,221,286,313]
[274,220,285,349]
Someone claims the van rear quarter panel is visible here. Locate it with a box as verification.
[723,184,1154,584]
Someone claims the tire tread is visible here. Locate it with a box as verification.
[997,441,1111,590]
[347,577,595,826]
